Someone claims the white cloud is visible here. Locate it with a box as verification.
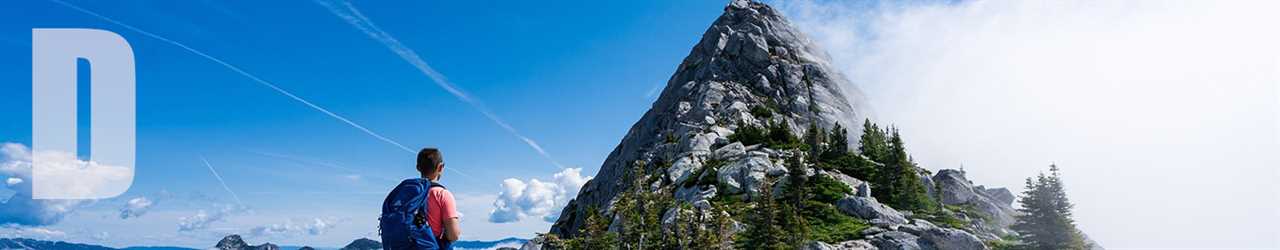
[488,168,592,223]
[0,142,111,226]
[780,0,1279,248]
[249,217,340,237]
[118,197,155,219]
[178,204,248,232]
[0,224,67,240]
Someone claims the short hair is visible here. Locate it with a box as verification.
[416,148,443,174]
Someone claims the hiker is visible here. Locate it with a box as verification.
[380,148,461,250]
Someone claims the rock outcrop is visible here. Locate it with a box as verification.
[836,196,908,227]
[550,0,869,237]
[338,238,382,250]
[213,235,277,250]
[930,169,1019,231]
[538,1,1104,250]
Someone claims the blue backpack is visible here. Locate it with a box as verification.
[380,178,451,250]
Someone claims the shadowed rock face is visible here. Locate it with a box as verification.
[549,0,870,237]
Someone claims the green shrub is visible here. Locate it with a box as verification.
[750,105,773,118]
[728,124,770,146]
[914,209,969,230]
[809,174,853,203]
[800,200,870,243]
[946,204,992,224]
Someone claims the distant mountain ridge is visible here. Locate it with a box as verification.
[0,236,528,250]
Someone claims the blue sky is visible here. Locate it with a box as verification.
[0,0,731,247]
[4,0,1277,249]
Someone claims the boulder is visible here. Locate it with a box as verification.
[933,169,976,205]
[667,155,703,184]
[713,142,747,160]
[802,241,837,250]
[833,240,879,250]
[683,132,718,154]
[868,231,923,250]
[803,240,879,250]
[980,187,1015,206]
[835,196,908,226]
[717,151,783,195]
[675,185,717,204]
[899,220,987,250]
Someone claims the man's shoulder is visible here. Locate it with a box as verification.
[428,186,453,198]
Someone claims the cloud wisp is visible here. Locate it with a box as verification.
[117,197,155,219]
[249,217,341,238]
[488,168,591,223]
[46,0,419,156]
[177,204,248,232]
[315,0,566,170]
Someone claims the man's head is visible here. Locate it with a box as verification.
[416,148,444,180]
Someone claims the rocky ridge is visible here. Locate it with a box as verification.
[213,235,277,250]
[537,1,1099,250]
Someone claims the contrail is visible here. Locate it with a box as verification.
[47,0,414,153]
[250,151,400,182]
[48,0,476,177]
[199,156,244,206]
[316,0,566,169]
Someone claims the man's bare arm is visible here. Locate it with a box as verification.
[443,217,461,241]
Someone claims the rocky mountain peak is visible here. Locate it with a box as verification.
[338,238,381,250]
[550,0,869,237]
[213,235,277,250]
[536,1,1103,250]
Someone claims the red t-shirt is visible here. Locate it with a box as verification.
[426,186,459,239]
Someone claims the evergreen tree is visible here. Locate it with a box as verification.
[569,205,618,250]
[858,119,889,163]
[614,161,676,250]
[768,121,801,147]
[883,128,937,213]
[829,122,849,154]
[782,154,811,244]
[685,203,734,250]
[1012,164,1086,250]
[738,177,791,249]
[805,123,827,158]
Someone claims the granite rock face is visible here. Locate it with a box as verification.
[931,169,1019,228]
[549,0,869,237]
